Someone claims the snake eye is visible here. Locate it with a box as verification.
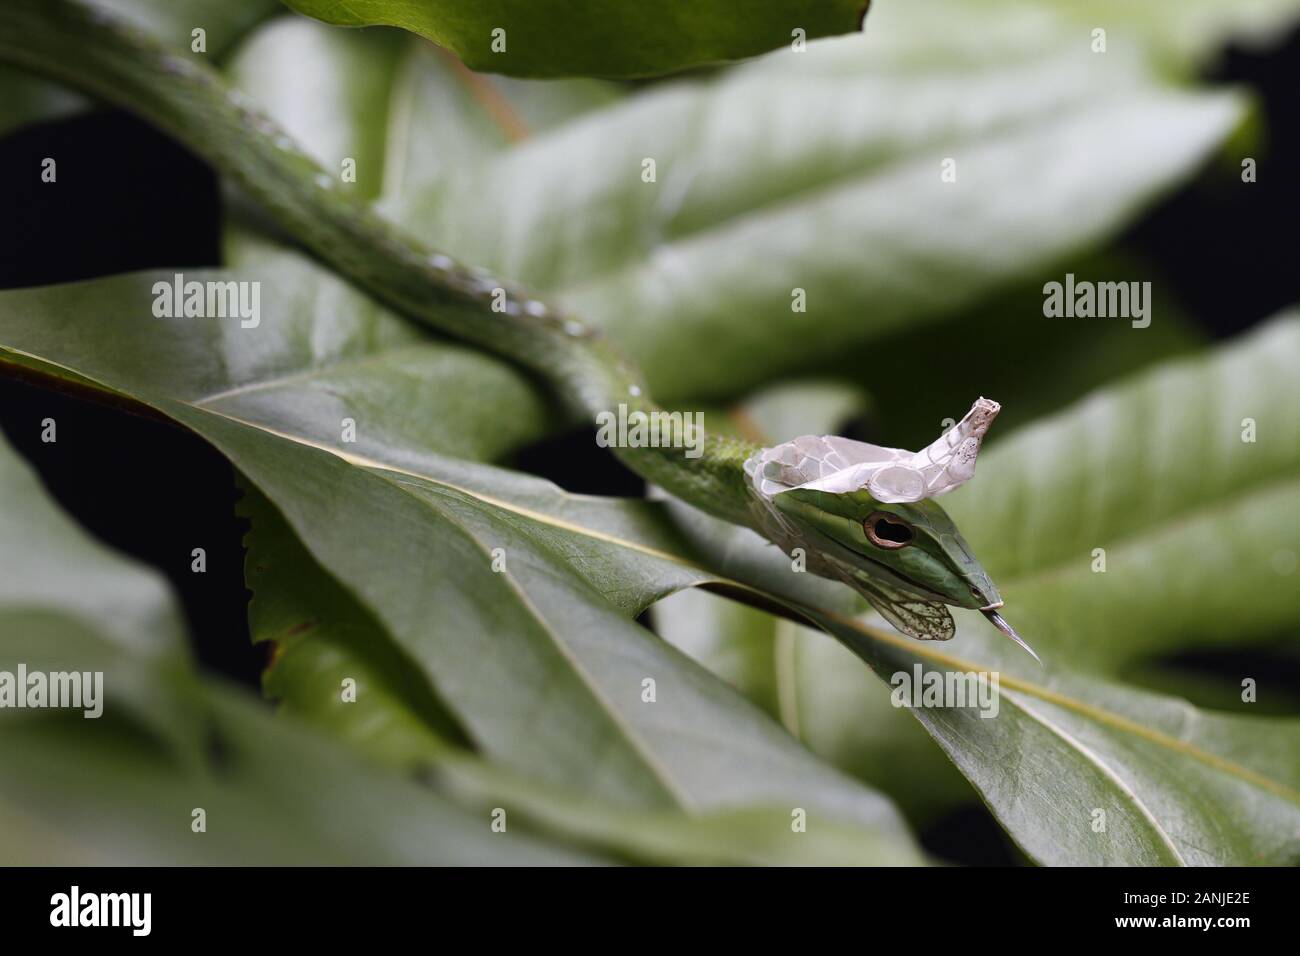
[864,511,914,549]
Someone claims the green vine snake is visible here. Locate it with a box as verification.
[0,0,1040,661]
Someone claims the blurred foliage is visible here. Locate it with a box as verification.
[281,0,869,78]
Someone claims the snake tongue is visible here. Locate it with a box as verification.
[981,609,1042,665]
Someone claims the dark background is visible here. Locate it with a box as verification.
[1,31,1297,865]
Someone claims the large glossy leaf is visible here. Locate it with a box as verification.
[0,278,924,863]
[239,311,1300,864]
[242,482,924,864]
[945,315,1300,671]
[199,7,1243,406]
[279,0,868,78]
[185,413,915,837]
[808,611,1300,866]
[239,310,1300,865]
[8,277,1297,863]
[664,316,1300,864]
[0,267,550,463]
[253,5,1244,401]
[0,429,592,864]
[215,17,1210,470]
[2,412,909,866]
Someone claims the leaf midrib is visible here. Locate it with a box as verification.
[812,604,1300,807]
[1005,690,1188,864]
[366,465,697,812]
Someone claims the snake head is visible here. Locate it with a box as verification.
[772,487,999,608]
[771,487,1039,660]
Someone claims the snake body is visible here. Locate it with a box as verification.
[0,0,1037,656]
[0,0,759,528]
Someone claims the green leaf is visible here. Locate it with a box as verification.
[672,316,1300,865]
[0,276,924,863]
[0,1,283,135]
[0,424,917,865]
[812,611,1300,866]
[946,315,1300,671]
[0,267,551,464]
[200,9,1244,406]
[541,39,1240,401]
[231,5,1241,402]
[5,7,1234,411]
[821,249,1206,444]
[279,0,869,78]
[242,482,925,864]
[0,686,599,864]
[242,479,472,760]
[1033,0,1300,70]
[0,429,592,864]
[0,4,1268,407]
[0,63,84,137]
[96,0,284,58]
[197,414,915,836]
[0,418,201,753]
[7,276,1299,863]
